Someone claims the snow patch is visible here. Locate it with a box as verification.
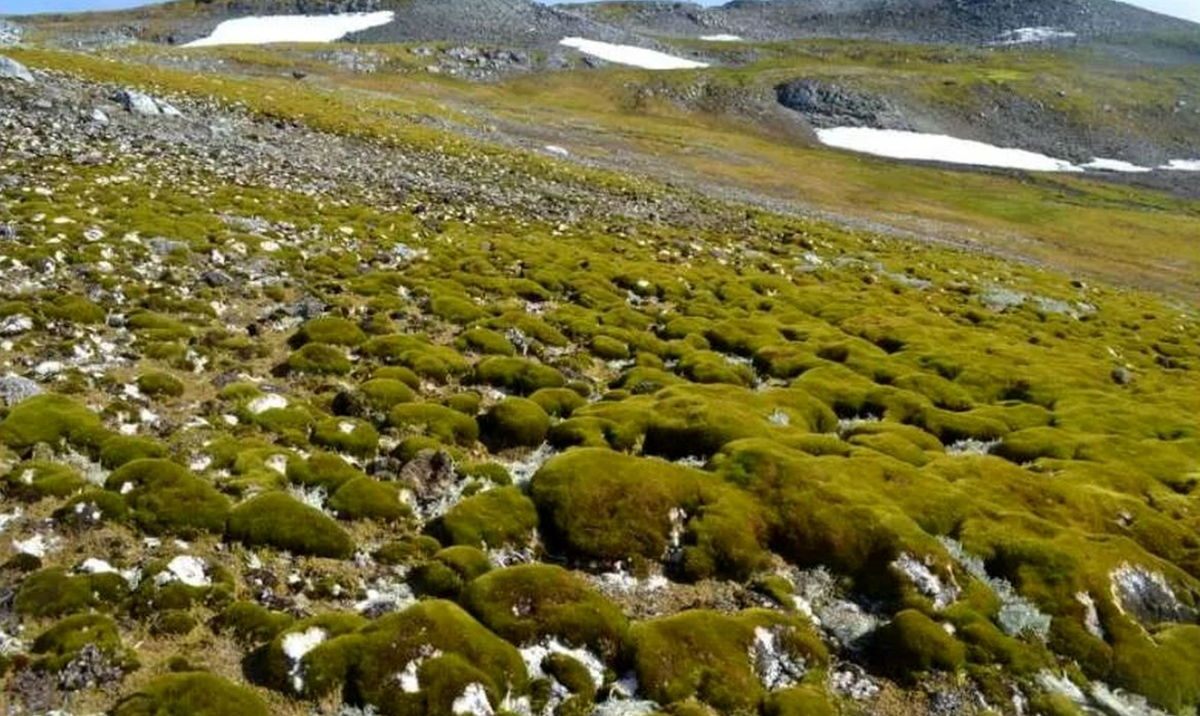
[1161,159,1200,171]
[1084,158,1152,173]
[159,555,211,588]
[247,393,289,414]
[452,682,494,715]
[993,27,1078,45]
[185,11,395,48]
[816,127,1083,172]
[560,37,708,70]
[283,627,327,692]
[700,34,743,42]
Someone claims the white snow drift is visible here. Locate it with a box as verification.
[1162,159,1200,171]
[994,27,1078,45]
[815,127,1083,172]
[559,37,708,70]
[700,34,744,42]
[185,11,395,48]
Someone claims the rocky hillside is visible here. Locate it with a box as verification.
[1,7,1200,716]
[570,0,1199,44]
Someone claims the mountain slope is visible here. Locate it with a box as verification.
[567,0,1200,45]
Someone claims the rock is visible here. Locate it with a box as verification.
[90,108,109,124]
[0,54,33,83]
[114,89,182,117]
[148,237,187,255]
[1111,366,1133,385]
[0,374,41,406]
[776,79,907,129]
[0,314,34,336]
[398,449,457,504]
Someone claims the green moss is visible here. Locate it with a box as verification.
[390,403,480,446]
[475,357,566,395]
[55,489,129,523]
[264,612,369,696]
[99,435,168,469]
[531,448,770,580]
[45,294,106,325]
[359,378,417,411]
[434,545,493,581]
[329,476,410,522]
[530,388,586,418]
[763,686,837,716]
[137,371,185,398]
[431,294,485,324]
[32,613,132,672]
[457,327,516,356]
[445,391,483,415]
[312,417,379,458]
[154,609,198,635]
[287,450,364,491]
[374,365,422,389]
[213,601,295,644]
[363,335,470,382]
[870,609,965,681]
[480,398,551,450]
[227,492,355,558]
[0,393,110,453]
[591,335,631,360]
[463,564,628,661]
[105,459,229,536]
[4,459,86,500]
[15,568,129,618]
[288,343,352,375]
[631,609,826,712]
[993,427,1081,463]
[430,486,537,548]
[458,461,512,486]
[291,316,366,347]
[351,600,528,714]
[112,672,269,716]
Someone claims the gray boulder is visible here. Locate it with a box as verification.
[0,375,41,407]
[114,89,182,117]
[0,54,34,84]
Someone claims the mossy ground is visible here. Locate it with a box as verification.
[0,36,1197,716]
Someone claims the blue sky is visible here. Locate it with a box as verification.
[4,0,1199,23]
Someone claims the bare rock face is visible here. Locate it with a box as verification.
[0,55,34,84]
[1110,563,1195,626]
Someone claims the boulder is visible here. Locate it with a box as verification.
[0,55,33,83]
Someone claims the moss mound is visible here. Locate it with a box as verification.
[475,356,566,395]
[4,459,86,500]
[312,417,379,458]
[463,564,628,661]
[0,394,109,453]
[530,448,770,580]
[15,568,129,618]
[227,492,355,558]
[870,609,966,681]
[631,609,827,712]
[390,403,480,446]
[329,476,409,522]
[479,397,551,450]
[105,459,229,536]
[137,371,185,398]
[291,316,367,347]
[112,672,269,716]
[351,600,528,715]
[31,613,133,672]
[430,486,537,549]
[287,343,353,375]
